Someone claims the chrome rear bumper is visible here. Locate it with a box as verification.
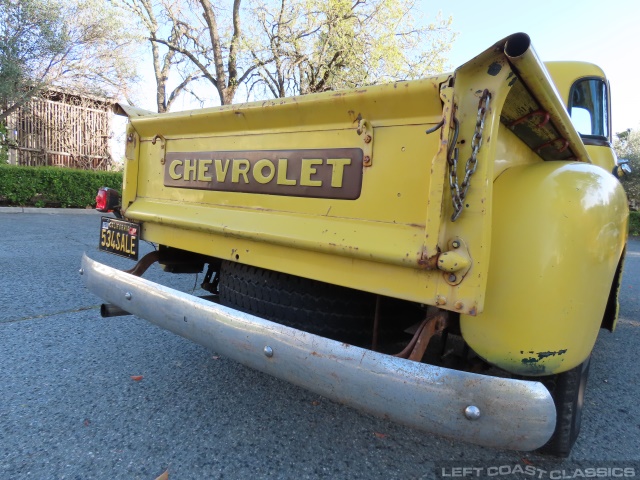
[80,254,556,451]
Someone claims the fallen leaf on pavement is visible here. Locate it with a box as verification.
[130,375,144,381]
[311,401,320,406]
[155,469,169,480]
[374,432,387,439]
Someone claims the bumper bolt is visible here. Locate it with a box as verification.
[464,405,481,420]
[79,268,84,276]
[452,240,461,249]
[264,346,274,358]
[125,292,132,300]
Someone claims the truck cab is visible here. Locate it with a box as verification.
[547,62,619,173]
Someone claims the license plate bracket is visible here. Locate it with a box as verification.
[99,216,140,260]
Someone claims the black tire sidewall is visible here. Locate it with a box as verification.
[538,356,591,457]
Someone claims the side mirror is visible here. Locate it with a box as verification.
[619,159,632,174]
[614,159,632,178]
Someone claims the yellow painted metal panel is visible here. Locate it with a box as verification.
[126,198,426,268]
[121,124,140,210]
[134,125,438,227]
[139,218,443,306]
[460,162,628,376]
[119,33,626,331]
[128,77,448,138]
[123,37,527,316]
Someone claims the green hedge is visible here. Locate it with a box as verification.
[2,164,640,235]
[0,165,123,208]
[630,211,640,237]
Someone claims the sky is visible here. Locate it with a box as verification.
[437,0,640,133]
[120,0,640,157]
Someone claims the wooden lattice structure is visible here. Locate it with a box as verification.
[6,88,114,170]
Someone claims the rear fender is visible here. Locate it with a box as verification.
[460,162,628,376]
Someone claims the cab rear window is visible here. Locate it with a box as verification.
[569,78,609,141]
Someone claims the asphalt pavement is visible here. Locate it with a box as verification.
[1,211,639,479]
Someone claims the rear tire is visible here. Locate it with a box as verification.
[538,356,591,457]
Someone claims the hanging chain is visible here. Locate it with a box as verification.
[447,116,462,218]
[448,89,491,222]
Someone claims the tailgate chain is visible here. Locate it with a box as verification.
[448,89,491,221]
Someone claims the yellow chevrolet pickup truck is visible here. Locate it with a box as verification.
[81,33,628,456]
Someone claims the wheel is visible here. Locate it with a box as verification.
[538,356,591,457]
[218,260,377,342]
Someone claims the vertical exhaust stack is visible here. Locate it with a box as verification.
[504,32,531,58]
[501,33,589,163]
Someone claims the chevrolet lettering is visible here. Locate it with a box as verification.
[163,149,363,199]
